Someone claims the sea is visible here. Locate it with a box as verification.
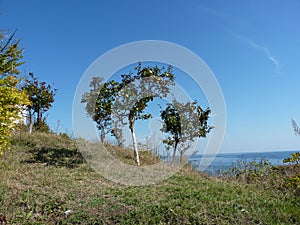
[188,150,299,176]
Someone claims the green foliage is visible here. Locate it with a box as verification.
[22,72,56,131]
[283,152,300,189]
[219,156,300,195]
[161,99,213,161]
[0,77,29,155]
[283,152,300,165]
[81,76,105,117]
[284,175,300,189]
[0,30,24,76]
[33,118,51,133]
[0,30,30,155]
[82,77,119,142]
[116,63,175,165]
[220,159,276,183]
[82,63,175,165]
[119,63,175,125]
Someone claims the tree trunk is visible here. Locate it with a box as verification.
[179,151,184,163]
[179,144,191,163]
[37,109,42,124]
[172,140,178,162]
[118,129,124,148]
[130,124,140,166]
[100,126,105,143]
[28,111,33,134]
[113,127,124,148]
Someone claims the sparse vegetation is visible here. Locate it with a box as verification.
[0,131,299,224]
[218,157,300,196]
[283,152,300,189]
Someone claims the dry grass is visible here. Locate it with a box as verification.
[0,131,299,224]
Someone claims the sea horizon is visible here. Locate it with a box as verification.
[189,149,299,175]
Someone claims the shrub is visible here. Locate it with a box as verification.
[283,152,300,190]
[220,158,274,182]
[283,152,300,165]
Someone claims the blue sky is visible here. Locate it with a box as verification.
[1,0,300,153]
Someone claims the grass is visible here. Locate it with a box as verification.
[0,131,299,224]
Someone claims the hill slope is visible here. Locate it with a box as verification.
[0,132,299,224]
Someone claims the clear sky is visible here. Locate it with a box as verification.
[1,0,300,153]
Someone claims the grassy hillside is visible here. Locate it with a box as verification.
[0,132,299,224]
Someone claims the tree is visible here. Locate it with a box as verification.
[0,30,30,155]
[81,77,121,143]
[82,63,175,165]
[161,99,213,162]
[22,72,56,133]
[114,63,175,165]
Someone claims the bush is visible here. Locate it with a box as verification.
[283,152,300,190]
[218,154,300,196]
[219,158,274,182]
[284,152,300,165]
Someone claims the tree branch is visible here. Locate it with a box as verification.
[292,118,300,135]
[0,29,17,53]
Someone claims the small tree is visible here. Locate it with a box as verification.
[161,99,213,162]
[0,30,30,155]
[81,77,121,143]
[22,72,56,133]
[114,63,175,165]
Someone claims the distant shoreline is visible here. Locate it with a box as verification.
[190,149,300,158]
[189,150,299,175]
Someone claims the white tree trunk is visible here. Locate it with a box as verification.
[172,141,178,162]
[131,128,140,166]
[100,126,105,143]
[29,123,33,134]
[28,112,33,134]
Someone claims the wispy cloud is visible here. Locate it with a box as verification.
[230,32,280,74]
[194,4,232,22]
[193,4,280,74]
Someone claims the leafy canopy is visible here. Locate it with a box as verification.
[81,63,175,165]
[22,72,56,128]
[0,30,30,155]
[161,99,213,161]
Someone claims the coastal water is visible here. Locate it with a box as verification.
[189,150,299,176]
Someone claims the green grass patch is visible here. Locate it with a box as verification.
[0,131,299,224]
